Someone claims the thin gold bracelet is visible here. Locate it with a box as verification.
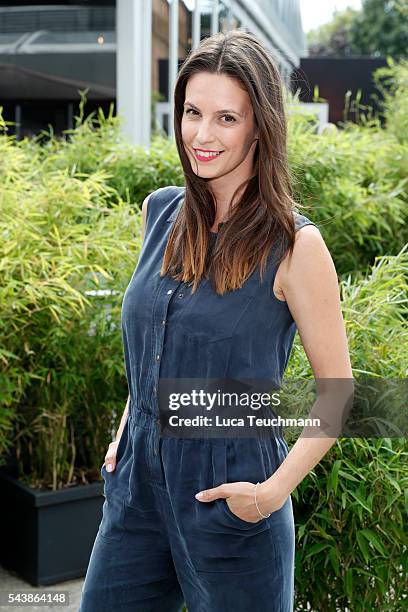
[254,482,271,518]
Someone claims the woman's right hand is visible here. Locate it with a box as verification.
[103,440,120,473]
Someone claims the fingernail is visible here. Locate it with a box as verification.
[195,492,204,499]
[106,464,113,472]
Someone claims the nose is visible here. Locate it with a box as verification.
[195,119,216,145]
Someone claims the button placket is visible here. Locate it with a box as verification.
[151,279,185,411]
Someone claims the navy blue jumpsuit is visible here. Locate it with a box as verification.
[79,185,318,612]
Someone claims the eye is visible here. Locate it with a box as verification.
[184,109,236,123]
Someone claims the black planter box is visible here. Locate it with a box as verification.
[0,471,104,586]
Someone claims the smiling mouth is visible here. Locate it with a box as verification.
[193,149,224,161]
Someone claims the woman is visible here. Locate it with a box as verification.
[79,30,352,612]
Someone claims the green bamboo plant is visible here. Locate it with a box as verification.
[286,246,408,610]
[0,148,143,488]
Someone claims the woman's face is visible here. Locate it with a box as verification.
[181,72,259,182]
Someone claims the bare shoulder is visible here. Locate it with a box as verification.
[277,223,339,312]
[282,224,330,276]
[292,224,328,260]
[274,225,330,300]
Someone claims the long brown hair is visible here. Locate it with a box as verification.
[161,29,305,295]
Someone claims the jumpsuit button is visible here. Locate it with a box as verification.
[166,289,172,294]
[161,319,166,325]
[178,293,183,298]
[156,354,160,361]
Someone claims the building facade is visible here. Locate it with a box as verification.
[0,0,305,138]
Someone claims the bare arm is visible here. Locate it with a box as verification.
[257,224,354,512]
[114,395,130,442]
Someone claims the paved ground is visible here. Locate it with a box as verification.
[0,564,358,611]
[0,565,84,612]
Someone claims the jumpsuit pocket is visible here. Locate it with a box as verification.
[213,439,271,532]
[183,440,279,575]
[98,497,125,542]
[98,417,130,542]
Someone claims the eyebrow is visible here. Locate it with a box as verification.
[183,101,243,117]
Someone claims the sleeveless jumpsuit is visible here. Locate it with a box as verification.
[79,185,318,612]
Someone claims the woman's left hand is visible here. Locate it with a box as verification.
[195,480,285,523]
